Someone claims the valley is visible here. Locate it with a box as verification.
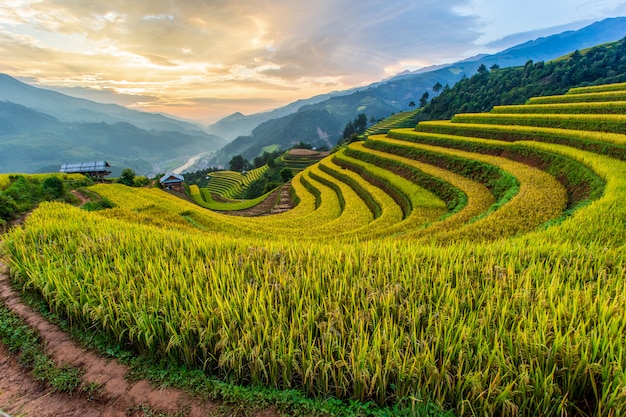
[1,18,626,417]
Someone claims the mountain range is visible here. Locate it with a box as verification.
[1,17,625,175]
[0,74,225,176]
[200,17,626,169]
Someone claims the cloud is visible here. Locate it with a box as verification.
[1,1,482,78]
[1,0,624,121]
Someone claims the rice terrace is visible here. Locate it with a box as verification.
[3,15,626,416]
[0,77,625,416]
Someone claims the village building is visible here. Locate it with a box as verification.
[159,172,185,192]
[59,160,111,179]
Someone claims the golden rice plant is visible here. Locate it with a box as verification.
[491,101,626,115]
[5,82,626,417]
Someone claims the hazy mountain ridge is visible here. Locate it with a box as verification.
[201,17,626,169]
[1,74,207,134]
[2,17,625,175]
[0,98,225,176]
[205,88,363,141]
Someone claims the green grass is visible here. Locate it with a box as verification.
[262,144,281,153]
[0,303,85,393]
[5,82,626,417]
[189,184,278,211]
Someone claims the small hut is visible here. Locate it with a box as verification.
[159,172,185,192]
[60,161,111,179]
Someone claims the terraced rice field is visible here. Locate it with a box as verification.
[279,148,330,173]
[363,110,420,136]
[4,83,626,417]
[203,165,268,199]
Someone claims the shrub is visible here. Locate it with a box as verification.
[0,192,18,221]
[280,167,293,182]
[42,176,65,200]
[117,168,136,186]
[133,176,150,187]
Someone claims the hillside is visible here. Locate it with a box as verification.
[203,17,626,168]
[205,91,352,141]
[4,80,626,416]
[0,101,225,176]
[0,74,206,133]
[422,34,626,120]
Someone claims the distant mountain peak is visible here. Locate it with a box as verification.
[0,73,213,134]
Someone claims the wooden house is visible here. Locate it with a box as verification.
[60,161,111,179]
[159,172,185,192]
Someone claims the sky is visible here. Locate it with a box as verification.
[1,0,626,124]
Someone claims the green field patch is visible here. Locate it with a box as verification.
[491,101,626,115]
[367,135,567,242]
[364,110,419,137]
[332,148,448,237]
[528,90,626,104]
[6,82,626,417]
[262,144,281,153]
[205,166,268,198]
[416,121,626,159]
[452,112,626,134]
[188,183,278,211]
[567,81,626,94]
[394,127,606,212]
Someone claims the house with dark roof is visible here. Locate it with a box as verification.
[60,161,111,179]
[159,172,185,192]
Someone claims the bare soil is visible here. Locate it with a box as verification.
[70,190,90,206]
[0,188,286,416]
[218,182,294,217]
[0,223,281,417]
[286,149,330,158]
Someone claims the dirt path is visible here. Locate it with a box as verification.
[70,189,90,206]
[268,182,294,215]
[218,182,293,217]
[0,260,280,417]
[0,192,284,416]
[0,342,110,417]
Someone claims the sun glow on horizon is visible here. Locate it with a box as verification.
[1,0,625,122]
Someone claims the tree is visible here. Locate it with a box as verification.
[419,92,430,107]
[342,121,355,139]
[354,113,368,133]
[118,168,136,186]
[408,100,416,109]
[490,64,500,71]
[477,64,488,75]
[340,113,369,144]
[243,178,266,199]
[229,155,248,171]
[280,167,293,182]
[570,49,582,62]
[293,141,313,150]
[133,176,150,187]
[432,82,443,93]
[42,176,64,199]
